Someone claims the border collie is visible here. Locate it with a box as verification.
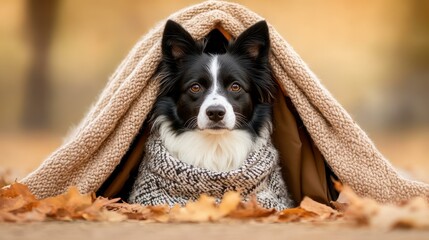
[151,20,276,172]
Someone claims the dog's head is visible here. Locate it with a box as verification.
[152,20,276,136]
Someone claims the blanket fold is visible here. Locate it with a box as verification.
[20,0,428,204]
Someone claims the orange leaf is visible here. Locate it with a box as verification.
[0,183,38,214]
[218,191,241,215]
[38,186,93,219]
[0,195,27,212]
[0,182,37,202]
[79,197,122,221]
[228,195,275,219]
[300,197,337,219]
[106,201,169,222]
[277,207,318,222]
[170,194,221,222]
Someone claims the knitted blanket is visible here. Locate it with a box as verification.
[128,136,294,210]
[20,1,429,203]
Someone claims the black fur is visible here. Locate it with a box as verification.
[151,20,277,137]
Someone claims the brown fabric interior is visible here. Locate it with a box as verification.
[97,27,339,205]
[271,91,338,204]
[97,122,150,199]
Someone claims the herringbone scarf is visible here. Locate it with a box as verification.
[128,136,295,210]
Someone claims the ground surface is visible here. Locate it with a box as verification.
[1,221,429,240]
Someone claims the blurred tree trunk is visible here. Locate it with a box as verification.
[22,0,59,129]
[391,0,429,128]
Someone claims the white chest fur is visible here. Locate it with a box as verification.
[157,122,258,172]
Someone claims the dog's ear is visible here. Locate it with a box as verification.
[162,20,198,62]
[230,21,270,62]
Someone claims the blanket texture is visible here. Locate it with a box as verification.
[21,0,429,203]
[128,136,294,210]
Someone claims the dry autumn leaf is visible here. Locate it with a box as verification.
[37,186,93,220]
[277,207,318,222]
[275,197,338,223]
[300,196,338,220]
[170,193,235,222]
[227,195,276,220]
[338,184,429,229]
[218,191,241,215]
[0,183,39,222]
[0,183,126,222]
[80,197,125,221]
[0,184,41,222]
[106,202,169,222]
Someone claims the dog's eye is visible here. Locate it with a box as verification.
[189,84,202,93]
[230,83,241,92]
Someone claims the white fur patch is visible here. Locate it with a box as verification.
[209,55,220,90]
[197,56,236,130]
[157,118,261,172]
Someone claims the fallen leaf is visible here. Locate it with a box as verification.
[218,191,241,215]
[170,194,222,222]
[338,184,429,229]
[330,201,348,212]
[0,183,129,222]
[300,196,337,219]
[169,192,272,222]
[276,207,318,222]
[106,202,169,222]
[79,197,122,221]
[0,182,37,202]
[0,195,27,212]
[36,186,93,220]
[227,195,276,219]
[0,183,38,214]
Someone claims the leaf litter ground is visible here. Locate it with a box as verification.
[1,180,428,230]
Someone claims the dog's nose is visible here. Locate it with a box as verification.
[206,106,226,122]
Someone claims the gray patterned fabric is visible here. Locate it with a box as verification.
[128,136,295,210]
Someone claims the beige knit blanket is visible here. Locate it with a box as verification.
[21,0,429,203]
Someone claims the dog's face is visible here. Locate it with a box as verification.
[153,20,276,136]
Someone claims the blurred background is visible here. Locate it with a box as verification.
[0,0,428,181]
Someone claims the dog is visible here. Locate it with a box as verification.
[150,20,277,172]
